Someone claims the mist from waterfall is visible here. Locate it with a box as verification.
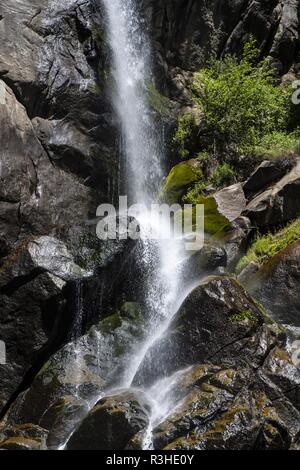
[101,0,187,436]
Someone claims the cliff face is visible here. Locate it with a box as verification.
[144,0,299,100]
[0,0,300,450]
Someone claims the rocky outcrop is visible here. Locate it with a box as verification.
[144,0,300,100]
[151,357,300,450]
[133,276,277,387]
[246,240,300,328]
[0,301,145,445]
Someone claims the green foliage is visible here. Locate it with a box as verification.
[173,113,196,159]
[145,80,172,116]
[236,217,300,273]
[229,310,258,323]
[192,38,291,154]
[209,163,236,187]
[183,163,236,203]
[160,159,203,204]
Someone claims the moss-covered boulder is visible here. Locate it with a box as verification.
[174,183,246,240]
[160,159,203,204]
[68,390,150,450]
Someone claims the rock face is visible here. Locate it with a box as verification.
[152,357,300,450]
[68,391,150,450]
[245,159,300,228]
[133,276,273,387]
[246,240,300,328]
[0,0,300,452]
[145,0,300,100]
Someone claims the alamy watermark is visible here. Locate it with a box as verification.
[96,196,205,251]
[0,81,5,105]
[292,80,300,105]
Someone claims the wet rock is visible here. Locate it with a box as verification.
[68,390,150,450]
[40,395,89,449]
[28,236,91,281]
[133,276,268,387]
[181,242,227,284]
[148,357,300,450]
[0,423,48,450]
[2,302,145,443]
[247,240,300,327]
[222,216,252,269]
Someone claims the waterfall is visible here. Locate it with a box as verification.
[102,0,163,205]
[100,0,188,446]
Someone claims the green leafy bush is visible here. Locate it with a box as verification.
[172,113,196,159]
[209,163,236,187]
[192,38,291,154]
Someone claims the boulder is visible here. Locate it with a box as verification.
[133,276,270,387]
[180,242,227,285]
[68,390,150,450]
[244,159,300,228]
[0,423,48,450]
[243,159,295,197]
[213,183,247,223]
[1,302,145,446]
[160,159,202,204]
[150,354,300,450]
[246,240,300,327]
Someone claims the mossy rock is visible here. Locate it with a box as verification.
[174,195,232,239]
[160,159,203,204]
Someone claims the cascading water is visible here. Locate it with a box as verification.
[98,0,193,446]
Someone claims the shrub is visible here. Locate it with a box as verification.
[209,163,236,187]
[172,113,196,159]
[192,38,291,155]
[236,217,300,273]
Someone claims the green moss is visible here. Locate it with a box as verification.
[236,217,300,273]
[36,360,51,378]
[145,80,172,116]
[229,309,258,323]
[173,195,232,238]
[198,196,232,236]
[160,159,203,204]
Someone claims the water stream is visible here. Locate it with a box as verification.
[97,0,194,446]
